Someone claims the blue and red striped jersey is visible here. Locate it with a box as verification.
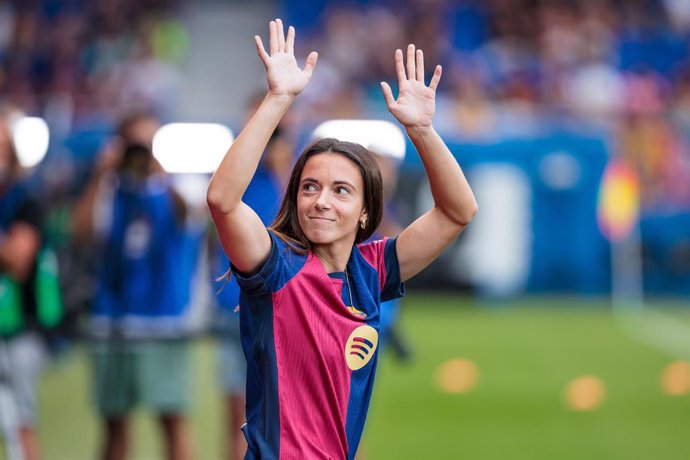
[235,230,404,459]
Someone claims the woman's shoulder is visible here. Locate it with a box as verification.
[355,237,398,272]
[356,237,391,257]
[240,229,310,293]
[268,229,308,258]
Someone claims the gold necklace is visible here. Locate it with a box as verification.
[344,266,354,308]
[344,267,366,319]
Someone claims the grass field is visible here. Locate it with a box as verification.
[4,294,690,459]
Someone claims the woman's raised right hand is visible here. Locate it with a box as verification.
[255,19,318,98]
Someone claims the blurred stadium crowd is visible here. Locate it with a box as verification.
[0,0,186,122]
[0,0,689,205]
[284,0,690,208]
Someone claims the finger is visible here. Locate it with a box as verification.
[406,44,415,81]
[303,51,319,77]
[380,81,396,107]
[416,49,425,82]
[286,25,295,54]
[276,18,286,51]
[254,35,269,66]
[394,49,406,83]
[429,64,443,91]
[269,20,278,55]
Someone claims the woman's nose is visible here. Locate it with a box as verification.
[314,190,331,209]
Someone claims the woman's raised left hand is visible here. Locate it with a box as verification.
[254,19,318,99]
[381,44,442,129]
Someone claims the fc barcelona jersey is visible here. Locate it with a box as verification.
[235,230,404,460]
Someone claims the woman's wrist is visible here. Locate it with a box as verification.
[265,92,296,106]
[405,124,436,140]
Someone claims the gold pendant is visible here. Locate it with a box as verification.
[346,305,367,319]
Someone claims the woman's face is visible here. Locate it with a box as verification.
[297,152,367,248]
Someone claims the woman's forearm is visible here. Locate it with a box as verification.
[207,93,294,214]
[406,125,478,226]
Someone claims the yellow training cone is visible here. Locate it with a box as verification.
[565,375,605,411]
[436,359,478,394]
[662,361,690,396]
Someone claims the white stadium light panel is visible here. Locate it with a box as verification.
[152,123,234,174]
[312,120,406,161]
[12,116,50,168]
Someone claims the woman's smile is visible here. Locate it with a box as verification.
[308,216,336,222]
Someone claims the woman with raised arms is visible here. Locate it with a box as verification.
[207,19,477,460]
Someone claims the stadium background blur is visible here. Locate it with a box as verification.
[1,0,690,458]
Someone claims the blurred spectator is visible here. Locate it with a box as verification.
[0,0,186,124]
[71,111,201,460]
[363,7,406,83]
[0,2,15,57]
[617,71,680,207]
[92,15,184,117]
[0,106,46,460]
[665,0,690,33]
[435,62,498,140]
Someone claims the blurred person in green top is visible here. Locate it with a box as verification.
[0,107,47,460]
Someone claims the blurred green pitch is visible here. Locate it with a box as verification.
[4,294,690,459]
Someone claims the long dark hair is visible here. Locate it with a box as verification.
[269,137,383,253]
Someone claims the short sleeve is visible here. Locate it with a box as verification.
[381,237,405,302]
[358,237,405,302]
[231,231,298,297]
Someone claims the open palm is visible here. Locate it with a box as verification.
[381,45,442,128]
[255,19,318,97]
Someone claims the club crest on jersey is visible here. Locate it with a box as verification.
[345,325,378,371]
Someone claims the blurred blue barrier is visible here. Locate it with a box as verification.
[398,134,611,296]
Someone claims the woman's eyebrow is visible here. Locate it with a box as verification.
[300,178,356,189]
[333,180,356,189]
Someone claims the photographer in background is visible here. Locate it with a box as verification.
[72,111,200,460]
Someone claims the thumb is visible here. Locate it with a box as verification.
[380,81,395,108]
[303,51,318,77]
[254,35,270,68]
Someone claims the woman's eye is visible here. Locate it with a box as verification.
[335,186,350,196]
[303,183,317,192]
